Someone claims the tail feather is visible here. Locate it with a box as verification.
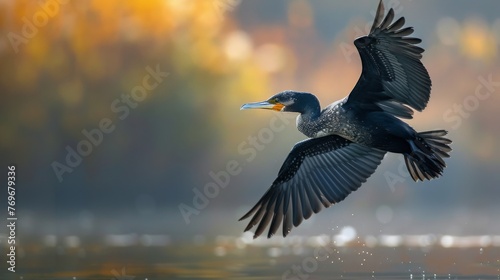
[404,130,452,181]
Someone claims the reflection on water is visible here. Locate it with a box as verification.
[2,233,500,279]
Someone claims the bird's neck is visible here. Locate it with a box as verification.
[291,92,322,137]
[298,94,321,119]
[296,108,322,138]
[300,108,321,121]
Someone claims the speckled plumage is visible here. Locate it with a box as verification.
[298,98,373,144]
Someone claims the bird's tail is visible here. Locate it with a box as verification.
[404,130,452,181]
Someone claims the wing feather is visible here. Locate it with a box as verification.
[268,196,284,238]
[239,135,386,238]
[347,0,431,118]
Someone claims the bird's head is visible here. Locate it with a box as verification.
[241,90,320,115]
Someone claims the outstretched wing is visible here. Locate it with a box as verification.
[239,135,386,238]
[346,0,431,119]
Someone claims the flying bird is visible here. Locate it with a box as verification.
[239,0,451,239]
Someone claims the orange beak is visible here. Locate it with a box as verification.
[240,100,285,111]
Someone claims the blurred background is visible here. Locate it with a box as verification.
[0,0,499,278]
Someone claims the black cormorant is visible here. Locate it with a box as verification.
[239,0,452,238]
